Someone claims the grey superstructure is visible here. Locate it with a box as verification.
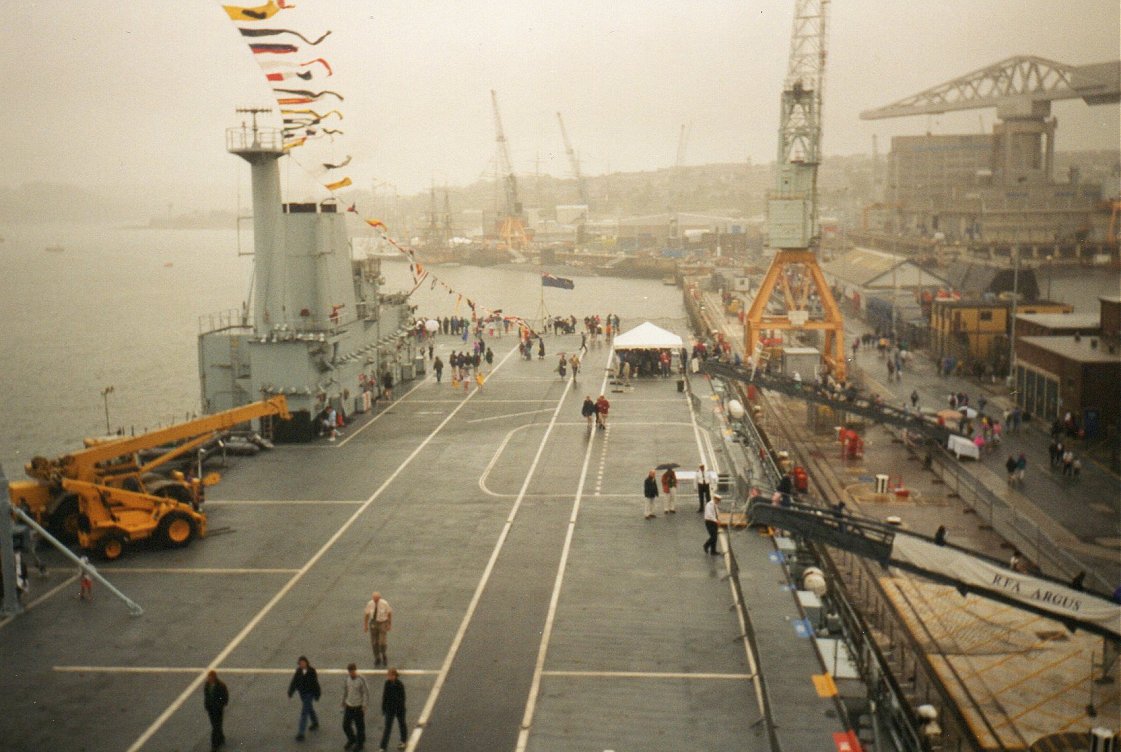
[198,112,416,440]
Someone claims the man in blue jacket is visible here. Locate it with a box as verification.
[288,655,321,741]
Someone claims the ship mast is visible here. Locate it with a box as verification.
[227,107,284,334]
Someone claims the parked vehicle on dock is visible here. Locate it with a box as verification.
[7,397,290,559]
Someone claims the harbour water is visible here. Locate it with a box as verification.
[0,223,685,473]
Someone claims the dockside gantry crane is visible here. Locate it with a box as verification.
[491,89,528,251]
[745,0,847,380]
[861,56,1119,188]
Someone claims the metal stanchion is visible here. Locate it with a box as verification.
[9,505,143,617]
[1,464,142,618]
[1,466,23,617]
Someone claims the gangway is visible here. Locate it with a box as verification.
[701,359,954,444]
[747,498,1121,645]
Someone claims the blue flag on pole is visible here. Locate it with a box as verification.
[541,273,575,290]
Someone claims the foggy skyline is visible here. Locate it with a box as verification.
[3,1,1118,210]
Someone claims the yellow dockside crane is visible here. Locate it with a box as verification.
[745,0,847,380]
[8,397,289,560]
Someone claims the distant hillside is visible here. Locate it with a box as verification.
[0,182,134,224]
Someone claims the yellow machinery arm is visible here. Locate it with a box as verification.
[26,396,290,484]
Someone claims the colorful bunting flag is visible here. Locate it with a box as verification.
[224,1,292,22]
[225,3,351,193]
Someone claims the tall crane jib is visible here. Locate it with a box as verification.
[556,112,589,208]
[770,0,827,250]
[490,90,528,251]
[745,0,847,380]
[491,89,521,217]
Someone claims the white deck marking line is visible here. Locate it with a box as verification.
[0,575,78,632]
[478,423,620,499]
[481,490,631,500]
[56,666,438,676]
[478,425,531,498]
[587,420,694,426]
[408,369,577,751]
[472,420,696,428]
[541,670,755,680]
[333,376,429,448]
[605,397,685,402]
[514,349,612,751]
[206,500,364,506]
[683,379,768,723]
[466,407,556,423]
[124,344,520,752]
[109,568,300,574]
[464,396,556,403]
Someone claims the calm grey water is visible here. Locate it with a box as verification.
[0,224,688,475]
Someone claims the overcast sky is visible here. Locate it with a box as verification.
[3,1,1118,206]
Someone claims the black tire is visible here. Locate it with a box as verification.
[156,511,196,549]
[97,533,127,562]
[48,494,81,542]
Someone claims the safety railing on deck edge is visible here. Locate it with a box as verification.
[905,432,1113,594]
[700,370,961,752]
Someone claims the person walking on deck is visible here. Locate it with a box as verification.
[288,655,321,741]
[364,592,393,667]
[381,371,394,401]
[433,356,443,383]
[643,470,659,519]
[1005,455,1018,484]
[1015,452,1027,483]
[661,468,677,514]
[203,670,229,752]
[594,394,610,430]
[910,389,919,408]
[581,395,595,430]
[341,663,369,750]
[703,495,721,555]
[696,464,711,513]
[378,668,408,751]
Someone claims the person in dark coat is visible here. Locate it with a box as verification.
[203,670,229,752]
[776,472,794,504]
[643,469,659,519]
[378,668,408,751]
[580,395,595,430]
[288,655,322,740]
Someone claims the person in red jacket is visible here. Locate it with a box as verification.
[594,394,610,429]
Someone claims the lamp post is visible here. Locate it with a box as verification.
[1007,247,1019,386]
[1046,254,1053,301]
[100,385,114,434]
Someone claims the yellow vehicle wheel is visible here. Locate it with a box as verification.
[97,534,126,562]
[157,511,195,549]
[49,495,81,542]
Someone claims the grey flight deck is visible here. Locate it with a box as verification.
[0,331,846,751]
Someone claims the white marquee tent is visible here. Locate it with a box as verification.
[613,322,685,350]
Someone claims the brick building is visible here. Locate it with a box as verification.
[1013,297,1121,435]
